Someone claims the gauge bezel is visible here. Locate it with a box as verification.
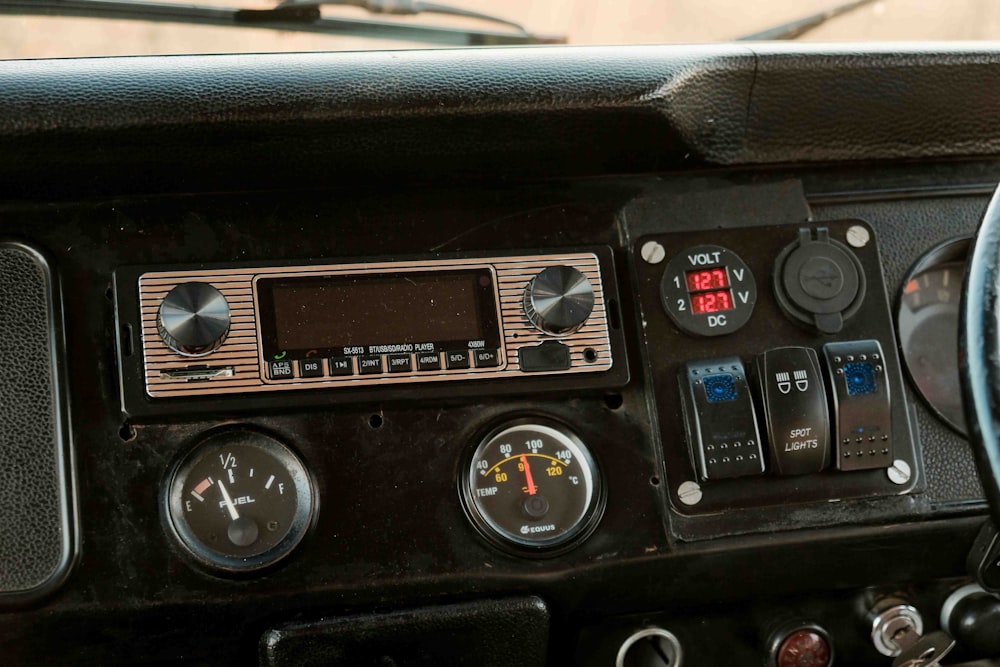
[460,417,605,557]
[162,428,317,575]
[896,235,971,436]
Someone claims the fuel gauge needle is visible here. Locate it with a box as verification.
[521,455,537,496]
[218,480,240,521]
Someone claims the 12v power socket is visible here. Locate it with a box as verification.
[773,227,866,334]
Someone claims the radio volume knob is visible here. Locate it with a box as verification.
[157,282,231,356]
[523,265,595,335]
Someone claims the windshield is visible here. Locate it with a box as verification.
[0,0,992,59]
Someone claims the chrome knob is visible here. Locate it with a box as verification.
[523,265,594,335]
[157,282,231,356]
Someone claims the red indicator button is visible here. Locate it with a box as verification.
[776,629,832,667]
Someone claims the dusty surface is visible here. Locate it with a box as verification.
[1,0,995,60]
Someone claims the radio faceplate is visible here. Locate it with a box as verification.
[133,252,614,399]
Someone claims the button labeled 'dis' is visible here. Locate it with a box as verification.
[297,359,324,378]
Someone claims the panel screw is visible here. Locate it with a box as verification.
[846,225,870,248]
[641,240,666,264]
[678,480,703,505]
[887,459,911,485]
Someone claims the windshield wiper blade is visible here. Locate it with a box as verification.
[738,0,878,41]
[276,0,530,37]
[0,0,565,47]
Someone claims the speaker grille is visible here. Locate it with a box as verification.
[0,242,75,603]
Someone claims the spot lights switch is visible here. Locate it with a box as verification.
[680,357,765,481]
[755,347,830,475]
[822,340,893,471]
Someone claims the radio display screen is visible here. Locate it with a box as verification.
[256,268,500,359]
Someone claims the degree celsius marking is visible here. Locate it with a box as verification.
[483,453,567,476]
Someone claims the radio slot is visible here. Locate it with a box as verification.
[159,367,236,382]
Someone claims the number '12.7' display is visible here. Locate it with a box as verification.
[690,289,734,315]
[686,268,730,292]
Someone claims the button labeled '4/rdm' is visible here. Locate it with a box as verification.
[755,347,830,475]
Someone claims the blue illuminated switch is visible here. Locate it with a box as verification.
[822,340,893,471]
[680,357,765,481]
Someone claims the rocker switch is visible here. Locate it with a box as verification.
[680,357,765,481]
[755,347,830,475]
[822,340,893,471]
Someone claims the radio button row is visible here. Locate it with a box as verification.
[270,349,501,380]
[445,350,470,370]
[329,356,353,376]
[388,354,412,373]
[416,353,441,371]
[473,349,500,368]
[298,359,324,378]
[268,359,294,379]
[358,355,383,375]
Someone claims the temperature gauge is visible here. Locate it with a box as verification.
[461,420,604,554]
[164,429,316,573]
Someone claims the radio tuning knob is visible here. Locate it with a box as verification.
[523,265,595,335]
[157,282,231,356]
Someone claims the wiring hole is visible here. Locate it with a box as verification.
[119,421,136,442]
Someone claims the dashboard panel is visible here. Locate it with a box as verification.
[0,45,999,666]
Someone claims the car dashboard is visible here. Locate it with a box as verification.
[2,44,1000,666]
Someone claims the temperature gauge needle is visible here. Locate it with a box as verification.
[218,480,240,521]
[521,455,537,496]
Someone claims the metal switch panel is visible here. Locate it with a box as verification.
[755,346,830,475]
[822,340,893,471]
[680,357,765,481]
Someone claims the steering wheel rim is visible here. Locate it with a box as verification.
[961,185,1000,524]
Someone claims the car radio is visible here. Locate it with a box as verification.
[113,248,628,417]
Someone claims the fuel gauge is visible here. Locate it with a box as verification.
[164,429,316,573]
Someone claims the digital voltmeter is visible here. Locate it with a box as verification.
[659,244,757,337]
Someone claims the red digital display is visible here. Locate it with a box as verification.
[686,268,729,292]
[690,290,734,315]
